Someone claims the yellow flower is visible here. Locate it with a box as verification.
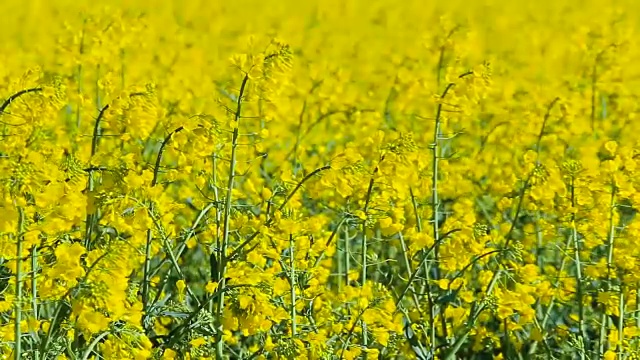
[162,349,178,359]
[189,337,207,347]
[603,350,617,360]
[176,280,186,293]
[205,281,219,294]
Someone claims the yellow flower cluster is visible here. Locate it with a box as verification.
[2,0,640,359]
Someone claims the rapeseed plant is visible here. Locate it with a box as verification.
[3,0,640,359]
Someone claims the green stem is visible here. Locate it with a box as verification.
[289,234,297,337]
[85,105,110,251]
[527,239,572,356]
[313,217,346,269]
[30,245,40,360]
[142,126,184,318]
[636,285,640,330]
[216,74,249,359]
[570,177,587,359]
[394,229,461,309]
[599,184,617,357]
[81,331,110,360]
[397,232,429,355]
[31,246,38,320]
[618,291,624,360]
[210,152,221,322]
[14,207,25,360]
[338,304,371,360]
[360,158,381,354]
[443,271,501,360]
[227,165,330,262]
[0,88,43,115]
[344,226,351,288]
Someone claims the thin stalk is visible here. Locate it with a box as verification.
[443,271,501,360]
[338,304,371,360]
[394,228,461,309]
[599,183,617,358]
[90,105,110,158]
[431,83,456,283]
[141,224,154,314]
[431,81,463,345]
[141,126,184,315]
[535,212,544,271]
[313,217,346,269]
[527,239,572,356]
[338,232,344,292]
[472,98,559,357]
[145,210,201,307]
[636,286,640,330]
[162,284,250,349]
[410,188,436,353]
[0,88,43,115]
[85,105,110,251]
[31,246,38,320]
[81,331,110,360]
[435,26,460,90]
[14,207,25,360]
[409,188,423,232]
[30,245,40,360]
[227,165,330,261]
[618,291,624,360]
[344,226,351,288]
[210,152,221,322]
[216,74,249,359]
[360,158,382,354]
[409,188,429,295]
[570,177,587,359]
[502,319,510,359]
[153,202,217,280]
[398,232,429,355]
[289,234,297,337]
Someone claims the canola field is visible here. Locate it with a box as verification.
[2,0,640,359]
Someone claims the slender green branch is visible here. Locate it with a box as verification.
[599,183,617,357]
[14,207,25,360]
[397,232,429,355]
[81,331,110,360]
[0,88,43,115]
[228,164,331,261]
[90,105,110,158]
[528,235,573,356]
[430,75,470,343]
[313,217,346,268]
[570,176,587,359]
[85,104,111,251]
[394,228,461,309]
[360,156,383,354]
[338,304,372,360]
[618,291,624,359]
[142,126,184,315]
[216,73,249,359]
[30,245,40,359]
[289,234,297,337]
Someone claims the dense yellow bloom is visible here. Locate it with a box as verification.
[2,0,640,359]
